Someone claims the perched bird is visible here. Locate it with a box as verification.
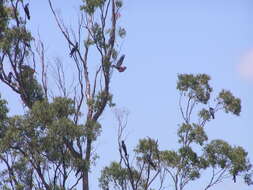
[24,41,31,48]
[70,42,78,57]
[209,107,215,119]
[233,174,236,183]
[146,154,156,170]
[24,3,30,20]
[113,54,127,72]
[7,72,13,83]
[121,140,128,157]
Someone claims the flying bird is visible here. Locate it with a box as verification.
[113,54,127,72]
[116,54,125,67]
[209,107,215,119]
[121,140,128,157]
[70,42,78,57]
[24,3,30,20]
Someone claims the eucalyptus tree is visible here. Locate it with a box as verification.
[0,0,126,189]
[99,74,253,190]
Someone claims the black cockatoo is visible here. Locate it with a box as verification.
[116,55,125,67]
[233,174,236,183]
[209,107,215,119]
[146,154,156,170]
[24,3,30,20]
[121,140,128,157]
[70,42,78,57]
[7,72,13,83]
[24,41,31,48]
[113,54,127,72]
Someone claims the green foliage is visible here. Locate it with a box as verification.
[0,0,251,189]
[198,108,211,121]
[177,123,192,143]
[88,91,115,113]
[179,146,198,164]
[19,65,44,108]
[48,184,66,190]
[91,23,104,48]
[177,73,212,104]
[100,73,251,190]
[204,140,230,168]
[0,26,32,53]
[99,162,129,190]
[51,97,75,118]
[218,89,241,115]
[0,96,85,188]
[84,119,101,141]
[134,138,160,162]
[99,161,143,190]
[111,48,118,60]
[188,124,208,145]
[135,138,159,155]
[29,97,83,141]
[81,0,106,15]
[230,146,251,175]
[0,2,9,39]
[160,150,180,168]
[115,0,123,8]
[0,94,8,121]
[244,173,253,185]
[0,0,126,189]
[204,140,251,175]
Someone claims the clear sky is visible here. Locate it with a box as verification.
[1,0,253,189]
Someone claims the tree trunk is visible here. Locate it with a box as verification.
[83,172,89,190]
[83,134,92,190]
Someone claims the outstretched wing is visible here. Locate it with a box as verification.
[116,54,125,67]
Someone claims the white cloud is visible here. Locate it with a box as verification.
[238,49,253,81]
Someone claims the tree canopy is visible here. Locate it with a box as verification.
[0,1,252,190]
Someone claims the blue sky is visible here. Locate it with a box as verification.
[1,0,253,189]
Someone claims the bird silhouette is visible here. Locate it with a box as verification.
[113,55,127,72]
[70,42,78,57]
[24,41,31,48]
[116,55,125,67]
[209,107,215,119]
[146,154,156,170]
[7,72,13,83]
[121,140,128,157]
[24,3,30,20]
[233,174,236,183]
